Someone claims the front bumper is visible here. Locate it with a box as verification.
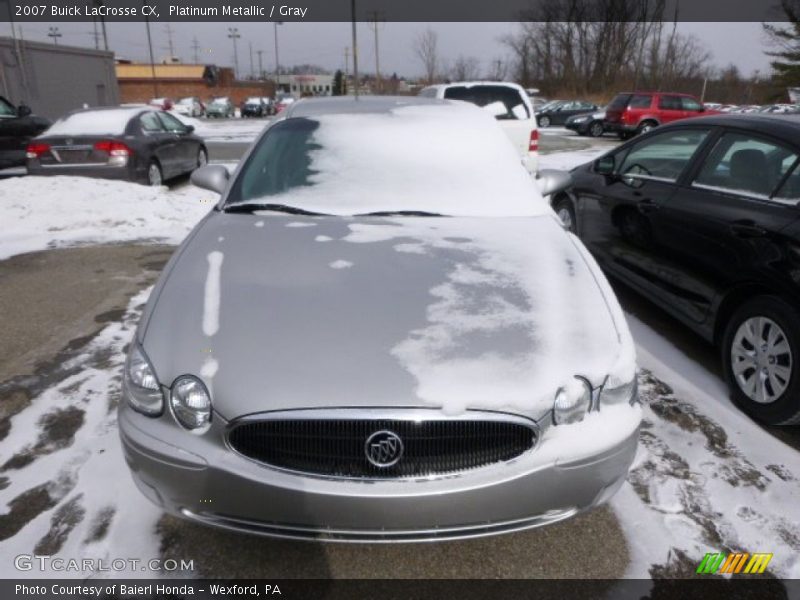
[564,120,590,133]
[119,401,640,542]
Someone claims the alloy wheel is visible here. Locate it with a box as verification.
[731,316,793,404]
[148,162,162,187]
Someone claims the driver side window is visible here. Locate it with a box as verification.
[618,129,710,182]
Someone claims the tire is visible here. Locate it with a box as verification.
[553,196,576,234]
[637,120,657,135]
[721,295,800,425]
[589,121,604,137]
[538,115,551,128]
[618,131,633,141]
[146,160,163,187]
[196,147,208,169]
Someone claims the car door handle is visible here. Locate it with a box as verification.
[637,199,660,214]
[729,221,767,238]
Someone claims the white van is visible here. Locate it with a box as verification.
[419,82,539,175]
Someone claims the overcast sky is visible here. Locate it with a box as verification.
[2,21,773,79]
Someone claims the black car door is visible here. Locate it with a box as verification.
[575,127,713,314]
[0,97,46,168]
[139,111,178,178]
[651,129,800,327]
[157,111,196,172]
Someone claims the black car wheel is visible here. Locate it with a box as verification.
[553,196,576,234]
[197,147,208,168]
[589,121,604,137]
[147,160,163,187]
[722,296,800,425]
[539,115,551,128]
[637,120,657,135]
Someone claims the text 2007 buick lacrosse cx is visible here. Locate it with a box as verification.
[119,97,641,541]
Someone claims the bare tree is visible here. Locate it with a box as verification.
[485,58,508,81]
[414,28,440,84]
[451,55,481,81]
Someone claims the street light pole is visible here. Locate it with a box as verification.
[143,1,158,97]
[351,0,358,98]
[273,22,282,92]
[47,26,61,45]
[227,27,241,79]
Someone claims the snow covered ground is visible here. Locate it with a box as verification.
[0,129,798,582]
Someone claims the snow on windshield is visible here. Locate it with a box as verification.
[235,102,550,217]
[44,108,145,136]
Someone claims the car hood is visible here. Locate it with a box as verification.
[140,213,634,421]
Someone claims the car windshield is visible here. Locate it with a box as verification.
[246,98,261,103]
[178,98,194,105]
[211,98,228,105]
[224,103,548,217]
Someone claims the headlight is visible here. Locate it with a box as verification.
[572,116,588,123]
[553,377,592,425]
[599,376,638,407]
[124,343,163,416]
[170,376,212,433]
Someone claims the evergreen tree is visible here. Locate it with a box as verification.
[764,0,800,86]
[332,70,345,96]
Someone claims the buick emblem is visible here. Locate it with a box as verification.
[365,430,404,468]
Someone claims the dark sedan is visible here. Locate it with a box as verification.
[536,100,598,128]
[553,114,800,425]
[26,107,207,186]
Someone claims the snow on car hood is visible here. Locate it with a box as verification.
[140,213,634,421]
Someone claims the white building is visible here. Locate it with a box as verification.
[286,73,334,96]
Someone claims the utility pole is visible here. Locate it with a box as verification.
[91,19,100,49]
[273,22,282,92]
[90,2,108,51]
[257,50,264,79]
[344,46,349,95]
[164,23,175,58]
[227,27,240,79]
[367,11,383,94]
[249,42,254,79]
[47,26,61,45]
[351,0,358,98]
[191,36,200,64]
[143,0,158,97]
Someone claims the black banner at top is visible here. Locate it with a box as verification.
[0,0,795,23]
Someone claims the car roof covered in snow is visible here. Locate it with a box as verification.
[284,95,446,118]
[41,106,155,137]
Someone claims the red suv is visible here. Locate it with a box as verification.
[605,92,719,139]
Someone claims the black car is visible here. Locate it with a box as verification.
[26,107,207,186]
[565,109,606,137]
[554,114,800,425]
[241,97,267,118]
[0,95,50,169]
[536,100,598,128]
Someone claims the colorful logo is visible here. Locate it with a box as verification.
[696,552,773,575]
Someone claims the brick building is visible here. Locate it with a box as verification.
[116,63,275,105]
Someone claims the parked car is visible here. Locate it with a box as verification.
[565,108,606,137]
[26,107,207,186]
[535,100,598,128]
[604,91,719,139]
[274,95,296,114]
[241,97,267,118]
[206,97,235,118]
[261,97,276,116]
[149,97,174,111]
[0,96,50,169]
[553,114,800,425]
[418,81,539,174]
[119,96,640,541]
[174,97,204,117]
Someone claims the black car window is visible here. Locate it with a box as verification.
[0,98,16,117]
[140,112,164,133]
[227,118,320,203]
[608,94,631,110]
[681,97,704,111]
[157,112,188,133]
[693,132,799,199]
[658,95,683,110]
[443,85,529,120]
[629,94,652,109]
[618,128,710,182]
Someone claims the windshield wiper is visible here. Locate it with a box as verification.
[223,202,329,216]
[356,210,444,217]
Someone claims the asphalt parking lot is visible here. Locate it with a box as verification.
[1,124,798,582]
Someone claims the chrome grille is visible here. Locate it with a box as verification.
[227,413,537,479]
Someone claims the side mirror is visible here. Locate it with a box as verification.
[482,101,508,118]
[17,104,31,117]
[536,169,572,197]
[185,124,195,134]
[191,165,229,194]
[594,155,615,175]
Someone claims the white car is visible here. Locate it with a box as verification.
[419,82,539,175]
[174,97,204,117]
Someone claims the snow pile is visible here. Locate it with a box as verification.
[0,176,212,260]
[239,103,550,217]
[44,108,148,137]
